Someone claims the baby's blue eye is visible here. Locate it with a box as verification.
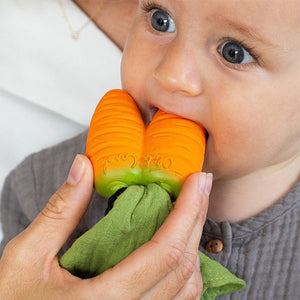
[219,41,255,64]
[150,9,175,33]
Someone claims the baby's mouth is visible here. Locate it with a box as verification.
[150,106,159,119]
[205,130,209,141]
[141,105,209,144]
[143,106,159,126]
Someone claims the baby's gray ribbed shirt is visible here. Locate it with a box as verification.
[199,181,299,299]
[0,131,299,299]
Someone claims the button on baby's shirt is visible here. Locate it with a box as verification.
[205,239,224,253]
[201,220,232,265]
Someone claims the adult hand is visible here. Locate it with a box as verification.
[0,154,212,300]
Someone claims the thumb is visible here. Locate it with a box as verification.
[22,154,94,256]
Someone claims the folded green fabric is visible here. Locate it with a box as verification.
[60,184,245,299]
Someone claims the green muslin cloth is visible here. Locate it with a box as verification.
[60,184,245,299]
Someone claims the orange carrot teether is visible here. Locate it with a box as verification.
[86,89,206,198]
[63,93,246,294]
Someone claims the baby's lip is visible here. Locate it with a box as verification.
[137,101,209,141]
[143,106,209,142]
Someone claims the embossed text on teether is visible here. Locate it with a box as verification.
[101,153,137,174]
[143,154,173,169]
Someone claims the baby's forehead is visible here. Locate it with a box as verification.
[173,0,300,26]
[252,0,300,26]
[184,0,300,44]
[236,0,300,43]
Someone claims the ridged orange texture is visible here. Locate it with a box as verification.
[86,89,144,180]
[143,110,206,187]
[86,89,206,198]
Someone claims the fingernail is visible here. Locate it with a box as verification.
[205,173,213,196]
[196,253,200,270]
[67,155,86,186]
[199,173,207,194]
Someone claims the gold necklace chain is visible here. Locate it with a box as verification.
[57,0,104,40]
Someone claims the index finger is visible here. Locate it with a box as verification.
[89,172,210,298]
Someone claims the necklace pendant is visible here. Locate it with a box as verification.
[71,31,79,40]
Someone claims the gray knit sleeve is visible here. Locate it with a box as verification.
[0,155,39,257]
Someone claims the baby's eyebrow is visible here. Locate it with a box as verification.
[208,15,278,48]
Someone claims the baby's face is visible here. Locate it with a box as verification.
[121,0,300,180]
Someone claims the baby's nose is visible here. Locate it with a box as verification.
[153,38,203,97]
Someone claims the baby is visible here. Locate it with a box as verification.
[0,0,299,299]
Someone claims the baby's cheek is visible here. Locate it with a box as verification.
[121,53,134,89]
[203,122,261,179]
